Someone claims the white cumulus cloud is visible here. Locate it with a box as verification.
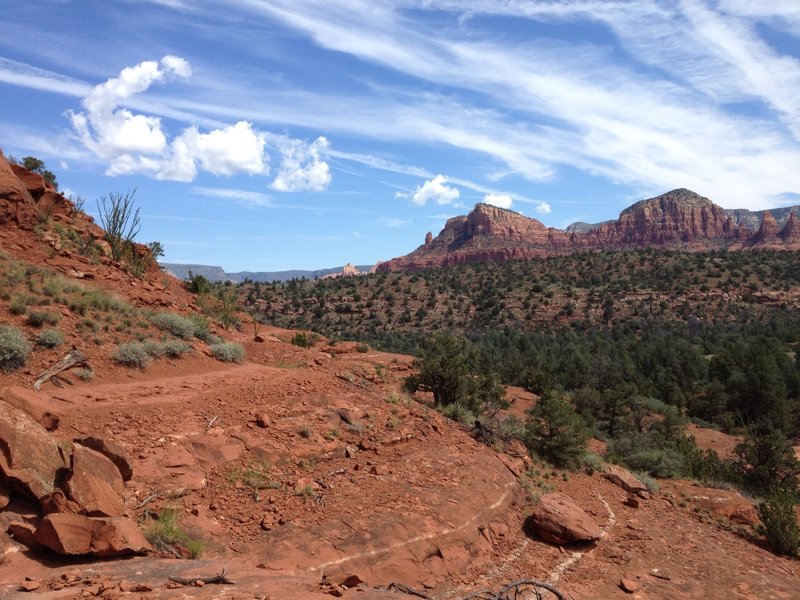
[411,174,459,206]
[536,202,552,215]
[270,136,332,192]
[483,193,513,209]
[68,56,269,182]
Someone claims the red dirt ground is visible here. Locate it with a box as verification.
[2,337,799,599]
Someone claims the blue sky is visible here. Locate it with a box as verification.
[2,0,800,271]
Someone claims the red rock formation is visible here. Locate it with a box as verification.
[780,210,800,241]
[755,210,779,240]
[340,262,360,276]
[378,189,800,272]
[0,152,38,228]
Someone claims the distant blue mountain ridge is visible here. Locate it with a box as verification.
[160,263,374,283]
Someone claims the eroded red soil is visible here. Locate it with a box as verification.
[2,335,798,599]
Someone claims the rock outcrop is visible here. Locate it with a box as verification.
[0,151,38,228]
[603,465,650,498]
[0,403,66,502]
[378,189,800,272]
[0,386,60,431]
[0,400,147,559]
[34,513,150,557]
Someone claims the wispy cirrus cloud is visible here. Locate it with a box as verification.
[0,57,90,97]
[216,0,800,209]
[192,186,273,206]
[376,217,411,227]
[3,0,800,214]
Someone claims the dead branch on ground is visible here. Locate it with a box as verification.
[460,579,566,600]
[168,569,234,586]
[381,582,432,599]
[33,349,90,390]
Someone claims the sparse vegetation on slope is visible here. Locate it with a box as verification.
[0,325,31,372]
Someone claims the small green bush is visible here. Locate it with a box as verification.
[615,445,685,479]
[209,341,245,363]
[151,312,197,340]
[27,310,61,327]
[757,488,800,556]
[0,326,32,372]
[634,471,660,492]
[440,402,477,426]
[9,297,28,315]
[36,328,65,348]
[68,289,130,316]
[144,507,204,559]
[291,332,310,348]
[112,342,151,369]
[581,452,604,475]
[76,368,94,381]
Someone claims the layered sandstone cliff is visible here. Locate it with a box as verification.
[378,189,800,272]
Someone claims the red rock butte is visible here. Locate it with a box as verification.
[377,189,800,272]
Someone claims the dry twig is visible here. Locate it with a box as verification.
[461,579,567,600]
[33,349,90,390]
[168,569,234,586]
[381,582,432,599]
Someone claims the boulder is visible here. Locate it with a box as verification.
[620,576,639,593]
[74,436,133,481]
[66,444,127,517]
[34,513,151,557]
[526,492,602,545]
[7,521,39,551]
[1,386,60,431]
[0,403,66,502]
[604,465,649,497]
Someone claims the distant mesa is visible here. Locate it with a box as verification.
[161,262,376,283]
[377,188,800,272]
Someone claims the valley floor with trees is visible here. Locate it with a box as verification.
[191,248,800,556]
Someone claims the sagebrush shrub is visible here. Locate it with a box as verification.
[27,310,61,327]
[112,342,151,369]
[149,340,191,358]
[209,341,244,363]
[0,326,32,372]
[151,312,197,340]
[36,328,64,348]
[188,314,212,342]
